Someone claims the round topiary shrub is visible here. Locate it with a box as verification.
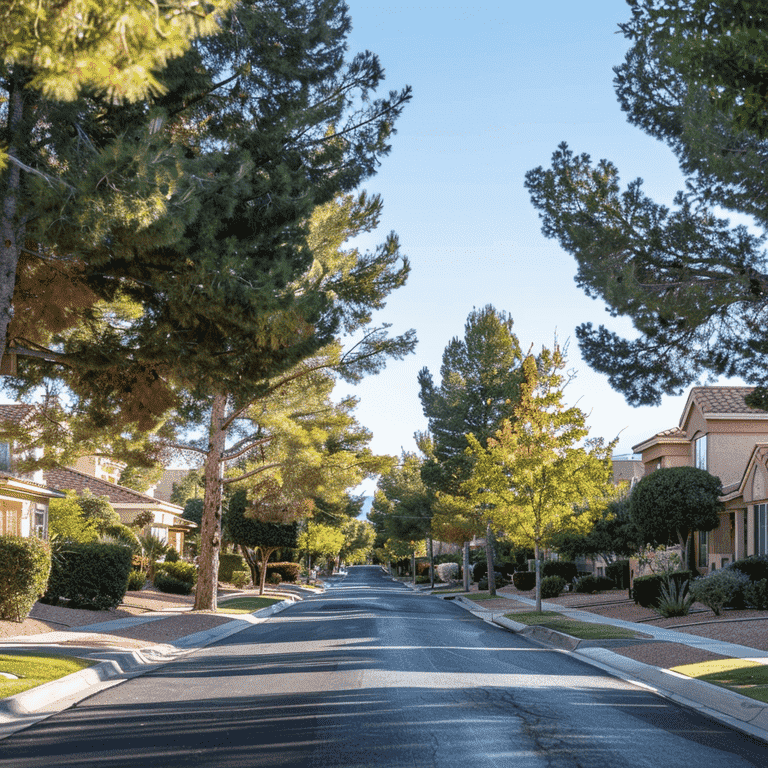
[540,575,566,598]
[513,571,536,591]
[0,535,51,622]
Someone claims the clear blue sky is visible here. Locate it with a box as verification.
[336,0,745,490]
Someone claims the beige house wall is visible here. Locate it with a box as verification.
[707,432,768,486]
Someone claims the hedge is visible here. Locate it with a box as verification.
[0,535,51,622]
[633,570,692,608]
[540,575,566,598]
[156,560,197,586]
[265,562,300,583]
[154,574,193,595]
[44,542,133,610]
[513,571,536,591]
[542,560,578,582]
[219,552,247,583]
[729,555,768,583]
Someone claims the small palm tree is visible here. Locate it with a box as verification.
[138,533,170,582]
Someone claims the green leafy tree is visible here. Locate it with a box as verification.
[75,488,121,533]
[371,452,431,582]
[225,489,299,595]
[118,463,165,494]
[465,350,616,611]
[170,471,204,506]
[524,2,768,405]
[298,521,346,573]
[629,466,722,571]
[338,518,376,565]
[48,492,98,543]
[417,305,524,595]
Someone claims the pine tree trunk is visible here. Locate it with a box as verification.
[535,539,542,613]
[258,547,277,596]
[0,81,26,371]
[429,536,434,589]
[485,523,496,596]
[194,393,227,611]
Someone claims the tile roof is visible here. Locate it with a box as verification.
[688,386,760,415]
[0,403,37,426]
[44,466,183,509]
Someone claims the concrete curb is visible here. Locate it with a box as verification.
[0,597,295,739]
[444,592,768,743]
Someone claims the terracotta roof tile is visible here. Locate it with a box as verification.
[689,386,760,415]
[0,404,37,426]
[44,466,182,508]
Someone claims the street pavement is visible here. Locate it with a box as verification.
[0,567,765,766]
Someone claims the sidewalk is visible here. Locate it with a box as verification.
[0,591,308,740]
[443,590,768,743]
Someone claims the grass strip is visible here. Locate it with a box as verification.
[504,611,639,640]
[216,596,282,613]
[671,659,768,704]
[466,593,501,601]
[0,653,94,699]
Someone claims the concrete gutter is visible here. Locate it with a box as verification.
[0,597,295,740]
[444,593,768,743]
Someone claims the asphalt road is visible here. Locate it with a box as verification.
[1,565,766,767]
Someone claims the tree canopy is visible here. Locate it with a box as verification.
[525,1,768,406]
[465,350,615,610]
[629,466,722,568]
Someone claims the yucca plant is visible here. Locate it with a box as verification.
[654,577,693,618]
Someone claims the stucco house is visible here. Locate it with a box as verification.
[44,466,196,553]
[632,386,768,573]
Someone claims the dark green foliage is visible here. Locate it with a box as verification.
[225,492,299,552]
[473,562,488,582]
[574,575,615,594]
[633,571,692,608]
[524,2,768,403]
[44,542,133,610]
[513,572,536,591]
[154,574,193,595]
[0,535,51,622]
[730,555,768,583]
[156,560,196,585]
[165,548,180,563]
[268,572,282,585]
[540,576,566,599]
[218,553,248,584]
[606,560,630,590]
[744,579,768,610]
[182,499,204,527]
[262,562,300,583]
[655,577,694,618]
[126,570,147,591]
[630,467,722,564]
[541,560,578,582]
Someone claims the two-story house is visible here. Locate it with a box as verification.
[632,387,768,573]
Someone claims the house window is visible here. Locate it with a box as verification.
[0,442,10,472]
[698,529,709,568]
[755,504,768,556]
[34,508,46,538]
[695,435,708,470]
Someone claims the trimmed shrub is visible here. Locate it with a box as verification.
[744,579,768,610]
[266,562,300,583]
[44,542,133,610]
[219,552,247,583]
[540,575,566,598]
[473,562,488,582]
[156,560,197,585]
[165,547,180,563]
[729,555,768,583]
[513,571,536,591]
[126,570,147,591]
[230,570,249,589]
[436,562,459,583]
[542,560,578,582]
[632,571,691,608]
[574,575,615,594]
[606,560,630,590]
[689,569,750,616]
[0,535,51,622]
[154,574,193,595]
[268,572,282,585]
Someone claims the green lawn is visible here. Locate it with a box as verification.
[504,611,640,640]
[672,659,768,704]
[0,653,94,699]
[217,596,282,613]
[466,593,499,601]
